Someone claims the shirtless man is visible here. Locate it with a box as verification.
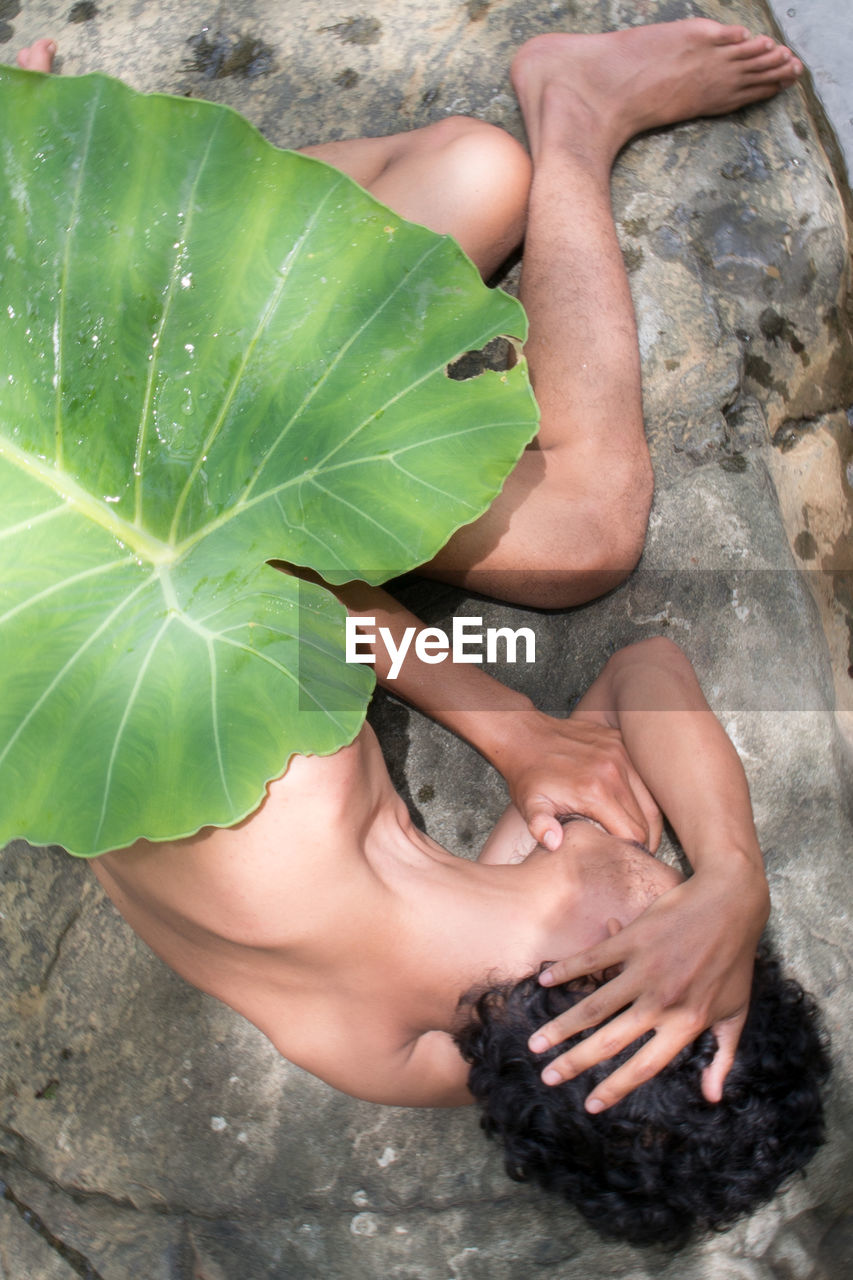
[15,21,805,1122]
[89,633,832,1247]
[89,633,772,1109]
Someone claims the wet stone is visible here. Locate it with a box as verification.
[0,0,20,44]
[67,2,97,23]
[322,16,383,47]
[185,28,275,79]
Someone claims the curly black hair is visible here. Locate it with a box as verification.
[454,947,831,1248]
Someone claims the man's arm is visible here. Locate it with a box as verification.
[527,635,770,1111]
[331,577,660,850]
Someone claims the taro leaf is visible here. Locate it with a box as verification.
[0,68,537,856]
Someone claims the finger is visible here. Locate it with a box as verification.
[580,781,649,845]
[531,979,643,1060]
[579,1027,693,1113]
[701,1012,747,1103]
[608,751,659,846]
[539,932,632,988]
[539,1004,658,1089]
[525,804,565,851]
[548,746,651,844]
[636,781,663,852]
[622,764,661,850]
[646,807,664,853]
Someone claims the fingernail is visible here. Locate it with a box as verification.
[539,969,554,986]
[585,1098,604,1114]
[542,1068,561,1086]
[529,1035,549,1053]
[544,831,559,850]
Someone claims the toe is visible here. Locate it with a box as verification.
[777,59,803,86]
[714,24,752,46]
[17,37,56,73]
[730,35,777,60]
[746,46,797,72]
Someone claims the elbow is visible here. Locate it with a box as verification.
[606,635,687,665]
[540,457,654,609]
[601,635,693,684]
[527,504,652,610]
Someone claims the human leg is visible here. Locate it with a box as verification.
[16,38,56,71]
[422,19,802,607]
[301,116,531,279]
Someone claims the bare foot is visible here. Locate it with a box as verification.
[16,38,57,73]
[511,18,803,164]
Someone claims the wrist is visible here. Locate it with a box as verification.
[464,696,542,772]
[692,847,770,928]
[682,813,765,877]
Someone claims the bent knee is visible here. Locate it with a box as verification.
[402,117,530,273]
[427,115,529,169]
[425,117,532,213]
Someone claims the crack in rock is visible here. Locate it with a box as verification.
[1,1176,105,1280]
[39,907,82,994]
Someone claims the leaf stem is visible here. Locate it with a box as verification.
[0,434,175,565]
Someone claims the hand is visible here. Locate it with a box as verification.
[498,710,662,851]
[526,861,770,1110]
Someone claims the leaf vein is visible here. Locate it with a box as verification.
[0,502,72,542]
[214,633,350,733]
[310,321,506,471]
[0,574,154,768]
[307,477,412,555]
[54,81,104,468]
[241,238,443,498]
[93,612,173,846]
[134,115,225,523]
[0,556,133,629]
[207,637,233,810]
[169,174,348,543]
[387,460,480,510]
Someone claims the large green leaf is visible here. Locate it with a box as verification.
[0,68,537,856]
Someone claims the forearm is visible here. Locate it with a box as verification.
[329,580,662,849]
[333,579,541,769]
[576,638,766,882]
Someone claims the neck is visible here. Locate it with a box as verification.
[371,827,580,1038]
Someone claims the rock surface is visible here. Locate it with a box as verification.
[2,1,852,1278]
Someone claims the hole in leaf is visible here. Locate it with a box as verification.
[446,336,519,381]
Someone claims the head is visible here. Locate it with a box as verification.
[454,945,831,1248]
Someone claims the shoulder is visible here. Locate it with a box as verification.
[387,1031,473,1107]
[477,803,537,865]
[286,1023,473,1108]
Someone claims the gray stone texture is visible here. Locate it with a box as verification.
[2,1,852,1277]
[766,0,853,186]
